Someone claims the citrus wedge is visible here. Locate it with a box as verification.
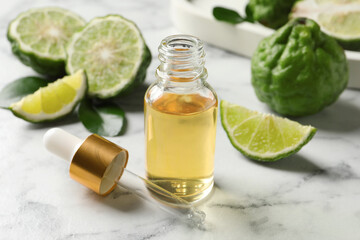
[220,100,317,161]
[66,15,151,99]
[10,70,87,123]
[7,7,86,76]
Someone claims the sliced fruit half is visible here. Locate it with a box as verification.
[318,11,360,50]
[7,7,86,76]
[10,70,87,123]
[291,0,360,50]
[220,100,317,161]
[66,15,151,99]
[315,0,360,4]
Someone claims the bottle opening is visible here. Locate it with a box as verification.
[157,35,206,82]
[163,35,201,52]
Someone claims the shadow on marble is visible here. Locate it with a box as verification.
[245,154,324,174]
[112,83,150,112]
[293,99,360,132]
[86,186,143,213]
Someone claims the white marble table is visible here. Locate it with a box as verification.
[1,0,360,239]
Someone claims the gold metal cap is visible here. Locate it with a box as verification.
[69,134,128,196]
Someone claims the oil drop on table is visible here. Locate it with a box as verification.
[144,35,218,204]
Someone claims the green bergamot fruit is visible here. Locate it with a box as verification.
[7,7,86,77]
[251,18,348,116]
[246,0,298,29]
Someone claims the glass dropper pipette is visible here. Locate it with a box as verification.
[117,169,205,228]
[43,128,206,228]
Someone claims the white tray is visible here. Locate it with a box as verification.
[171,0,360,89]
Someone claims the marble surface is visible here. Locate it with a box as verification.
[1,0,360,239]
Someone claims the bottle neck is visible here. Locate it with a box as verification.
[155,35,207,84]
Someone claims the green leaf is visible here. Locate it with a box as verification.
[78,98,126,137]
[0,76,48,108]
[213,7,247,24]
[245,4,255,23]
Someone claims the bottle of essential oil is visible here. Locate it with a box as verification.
[144,35,218,204]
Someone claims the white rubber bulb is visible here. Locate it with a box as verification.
[43,128,83,162]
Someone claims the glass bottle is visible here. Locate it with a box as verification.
[144,35,218,204]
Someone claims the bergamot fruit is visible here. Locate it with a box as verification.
[292,0,360,51]
[7,7,86,77]
[246,0,298,29]
[66,15,151,99]
[251,18,348,116]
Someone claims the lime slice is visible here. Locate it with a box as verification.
[7,7,86,77]
[10,70,87,123]
[66,15,151,99]
[220,100,316,161]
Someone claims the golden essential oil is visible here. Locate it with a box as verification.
[145,93,217,203]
